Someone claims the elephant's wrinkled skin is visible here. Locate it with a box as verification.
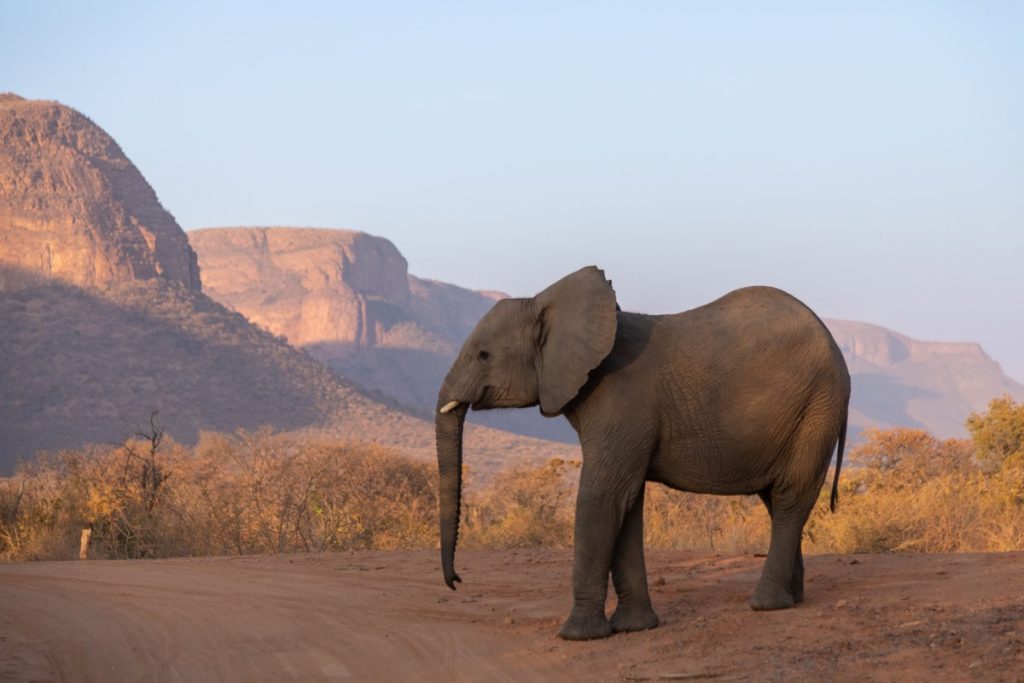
[436,267,850,640]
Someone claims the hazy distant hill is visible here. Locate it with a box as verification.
[0,95,575,474]
[191,227,1024,442]
[189,227,576,443]
[826,320,1024,438]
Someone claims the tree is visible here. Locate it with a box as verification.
[966,395,1024,473]
[848,428,974,486]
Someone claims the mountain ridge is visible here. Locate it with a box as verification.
[825,318,1024,438]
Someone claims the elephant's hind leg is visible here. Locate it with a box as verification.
[751,406,837,610]
[610,483,659,633]
[757,490,805,604]
[791,545,805,604]
[750,485,815,611]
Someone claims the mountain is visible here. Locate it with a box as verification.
[0,95,575,475]
[826,320,1024,438]
[0,94,199,292]
[189,227,577,443]
[190,226,1024,441]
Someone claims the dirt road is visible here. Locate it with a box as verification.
[1,550,1021,682]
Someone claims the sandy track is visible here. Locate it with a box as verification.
[1,550,1022,682]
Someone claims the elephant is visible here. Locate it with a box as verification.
[435,266,850,640]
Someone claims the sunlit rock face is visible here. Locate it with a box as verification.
[0,94,200,293]
[189,227,416,351]
[188,225,506,413]
[189,226,508,358]
[189,227,576,443]
[827,319,1024,438]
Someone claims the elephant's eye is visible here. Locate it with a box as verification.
[478,350,490,361]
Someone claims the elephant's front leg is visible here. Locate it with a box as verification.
[610,483,659,633]
[558,466,644,641]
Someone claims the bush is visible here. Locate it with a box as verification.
[0,431,440,561]
[4,397,1024,561]
[804,420,1023,554]
[462,459,577,549]
[644,486,769,554]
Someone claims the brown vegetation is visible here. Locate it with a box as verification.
[0,430,434,561]
[3,396,1022,563]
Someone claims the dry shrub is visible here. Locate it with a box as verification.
[644,486,770,554]
[0,430,439,561]
[0,456,78,560]
[462,459,578,548]
[805,423,1024,554]
[3,396,1023,561]
[162,431,440,555]
[804,467,1024,554]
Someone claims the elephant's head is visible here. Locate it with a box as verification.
[435,266,618,588]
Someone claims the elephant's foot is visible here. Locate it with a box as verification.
[610,601,659,634]
[791,581,804,605]
[749,581,796,611]
[558,608,613,641]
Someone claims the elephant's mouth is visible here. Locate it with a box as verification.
[470,386,494,411]
[471,386,539,411]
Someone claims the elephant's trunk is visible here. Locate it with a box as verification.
[436,399,467,589]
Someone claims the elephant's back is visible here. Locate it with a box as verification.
[655,286,848,440]
[696,285,823,328]
[672,286,840,363]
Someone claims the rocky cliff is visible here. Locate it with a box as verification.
[189,227,576,443]
[0,94,199,292]
[826,319,1024,438]
[189,226,510,358]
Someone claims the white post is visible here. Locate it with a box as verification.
[79,528,91,560]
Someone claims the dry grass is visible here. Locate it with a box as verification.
[806,431,1024,554]
[0,431,439,561]
[3,398,1023,561]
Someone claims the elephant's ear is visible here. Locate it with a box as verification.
[532,266,618,416]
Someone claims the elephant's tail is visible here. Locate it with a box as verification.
[829,411,848,513]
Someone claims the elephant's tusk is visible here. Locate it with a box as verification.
[439,401,461,414]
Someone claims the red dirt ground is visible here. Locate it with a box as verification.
[1,550,1022,681]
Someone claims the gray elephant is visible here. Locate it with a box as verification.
[435,266,850,640]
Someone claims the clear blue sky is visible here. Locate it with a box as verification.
[3,1,1023,379]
